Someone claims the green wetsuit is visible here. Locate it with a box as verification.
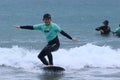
[115,27,120,36]
[33,22,61,42]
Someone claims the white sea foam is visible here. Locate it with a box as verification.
[0,44,120,71]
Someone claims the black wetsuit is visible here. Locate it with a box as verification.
[20,26,72,65]
[95,26,111,34]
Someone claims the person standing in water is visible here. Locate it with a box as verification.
[15,13,76,66]
[113,24,120,37]
[95,20,111,35]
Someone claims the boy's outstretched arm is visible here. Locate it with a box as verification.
[60,30,77,41]
[15,25,33,30]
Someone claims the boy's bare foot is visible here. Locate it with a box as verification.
[47,65,53,67]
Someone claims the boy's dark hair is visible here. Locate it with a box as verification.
[103,20,109,24]
[43,13,51,19]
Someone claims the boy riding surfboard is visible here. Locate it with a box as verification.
[15,13,77,70]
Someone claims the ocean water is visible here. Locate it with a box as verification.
[0,0,120,80]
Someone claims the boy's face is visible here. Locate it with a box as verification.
[103,23,108,26]
[43,18,51,26]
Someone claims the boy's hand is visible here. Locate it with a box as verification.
[15,25,21,28]
[100,30,104,33]
[72,38,77,41]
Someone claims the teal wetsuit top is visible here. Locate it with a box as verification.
[33,22,62,42]
[115,27,120,36]
[20,22,72,42]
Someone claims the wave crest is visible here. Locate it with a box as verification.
[0,44,120,70]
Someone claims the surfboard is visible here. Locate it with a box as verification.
[42,66,65,72]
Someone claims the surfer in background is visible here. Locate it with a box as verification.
[112,24,120,37]
[15,13,76,66]
[95,20,111,35]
